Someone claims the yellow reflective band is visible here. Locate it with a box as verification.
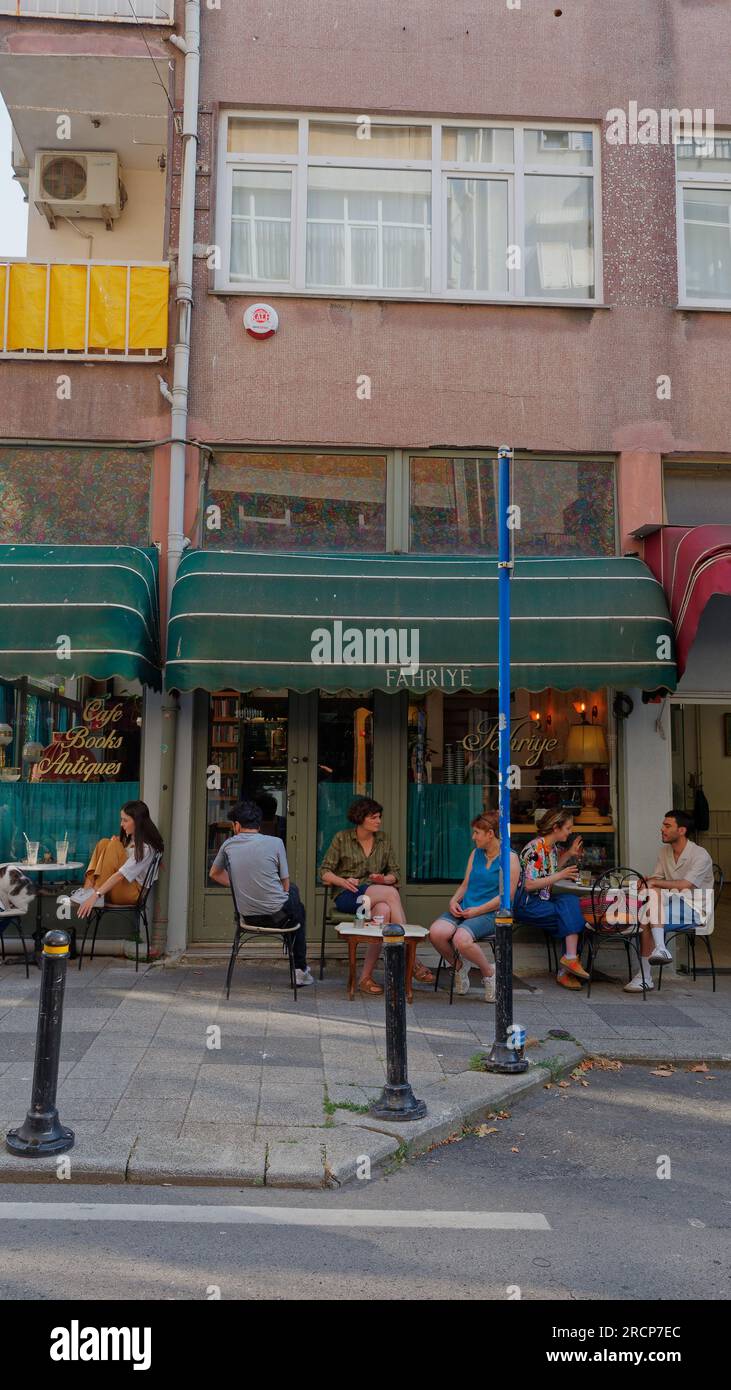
[43,944,69,956]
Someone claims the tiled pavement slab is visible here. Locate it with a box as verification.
[0,955,729,1186]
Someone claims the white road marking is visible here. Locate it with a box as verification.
[0,1202,550,1230]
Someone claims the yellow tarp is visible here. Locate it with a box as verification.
[1,262,168,354]
[48,264,87,352]
[89,264,127,351]
[129,266,168,350]
[7,263,47,351]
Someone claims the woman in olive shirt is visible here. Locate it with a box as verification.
[321,796,434,995]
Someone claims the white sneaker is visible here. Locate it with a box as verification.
[648,946,673,964]
[295,967,315,986]
[455,962,471,995]
[623,970,654,992]
[483,972,496,1003]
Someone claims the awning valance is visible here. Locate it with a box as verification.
[645,525,731,679]
[0,544,160,690]
[166,550,676,694]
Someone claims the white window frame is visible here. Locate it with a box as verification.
[676,135,731,308]
[215,112,602,306]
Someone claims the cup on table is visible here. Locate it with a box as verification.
[371,914,385,928]
[25,842,39,866]
[579,870,592,888]
[56,841,69,866]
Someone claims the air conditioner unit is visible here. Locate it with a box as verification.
[31,151,126,229]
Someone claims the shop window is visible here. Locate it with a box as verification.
[316,695,373,869]
[205,693,288,875]
[406,689,615,882]
[409,455,615,556]
[663,462,731,526]
[0,447,151,545]
[204,452,387,552]
[0,677,142,873]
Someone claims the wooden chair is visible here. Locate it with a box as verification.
[78,853,161,973]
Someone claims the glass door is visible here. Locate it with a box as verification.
[205,691,290,876]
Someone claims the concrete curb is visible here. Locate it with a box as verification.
[0,1040,584,1190]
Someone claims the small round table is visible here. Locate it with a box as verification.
[335,921,428,1003]
[8,862,84,963]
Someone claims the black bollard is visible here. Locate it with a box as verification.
[485,909,529,1074]
[369,924,426,1121]
[6,929,74,1156]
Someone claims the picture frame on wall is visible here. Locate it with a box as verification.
[724,714,731,757]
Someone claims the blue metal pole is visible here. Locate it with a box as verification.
[487,446,528,1074]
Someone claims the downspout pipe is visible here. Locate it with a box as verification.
[152,0,201,958]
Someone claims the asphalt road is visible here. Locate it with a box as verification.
[0,1065,728,1302]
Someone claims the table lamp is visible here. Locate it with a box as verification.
[565,714,609,824]
[22,741,44,765]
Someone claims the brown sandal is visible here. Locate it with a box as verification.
[413,961,435,984]
[358,977,384,996]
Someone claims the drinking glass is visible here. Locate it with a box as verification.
[26,842,39,866]
[56,841,69,866]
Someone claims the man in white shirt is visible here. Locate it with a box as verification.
[624,810,714,992]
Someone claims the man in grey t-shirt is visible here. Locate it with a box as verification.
[210,800,313,985]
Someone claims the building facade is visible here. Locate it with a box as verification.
[2,2,731,955]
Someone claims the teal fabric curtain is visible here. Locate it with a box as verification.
[407,784,483,881]
[25,695,52,748]
[0,781,140,875]
[316,782,371,870]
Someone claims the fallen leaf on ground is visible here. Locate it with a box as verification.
[474,1124,499,1137]
[525,1037,540,1048]
[688,1063,709,1073]
[494,1109,511,1120]
[650,1067,675,1077]
[558,1080,571,1088]
[579,1079,590,1087]
[511,1146,520,1153]
[587,1056,623,1071]
[543,1082,554,1090]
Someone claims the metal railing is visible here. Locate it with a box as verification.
[0,259,170,361]
[0,1,174,22]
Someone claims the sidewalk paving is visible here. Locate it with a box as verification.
[1,950,729,1189]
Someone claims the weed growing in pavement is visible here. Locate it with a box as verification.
[468,1051,488,1071]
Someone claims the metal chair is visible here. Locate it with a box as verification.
[224,849,301,1000]
[78,853,161,973]
[433,932,496,1005]
[587,867,647,998]
[318,882,357,980]
[0,906,32,979]
[658,864,721,994]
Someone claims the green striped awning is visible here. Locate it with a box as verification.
[0,545,161,690]
[166,550,676,694]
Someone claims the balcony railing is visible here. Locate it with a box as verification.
[0,260,170,361]
[0,1,174,21]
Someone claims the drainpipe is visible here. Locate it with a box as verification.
[151,0,201,957]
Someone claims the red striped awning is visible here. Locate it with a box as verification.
[645,526,731,677]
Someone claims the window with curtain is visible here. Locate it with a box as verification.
[0,679,143,871]
[406,689,614,882]
[677,136,731,304]
[219,115,599,302]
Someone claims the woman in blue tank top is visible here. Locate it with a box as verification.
[429,811,521,1002]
